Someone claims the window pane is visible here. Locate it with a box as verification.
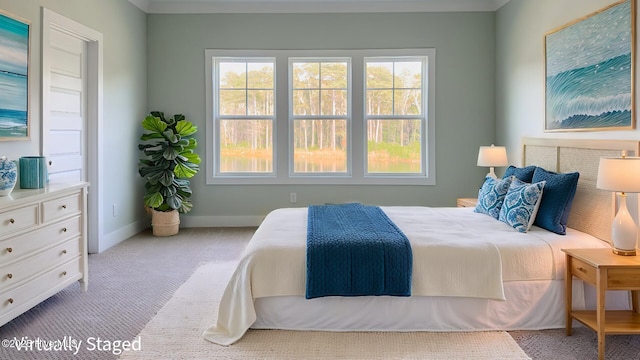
[366,89,393,115]
[293,119,347,173]
[321,62,348,88]
[366,62,393,88]
[220,119,273,173]
[394,89,422,115]
[367,119,421,173]
[219,62,246,88]
[293,63,319,88]
[394,61,422,88]
[247,90,274,116]
[219,89,246,115]
[321,90,347,115]
[293,90,319,115]
[247,62,274,88]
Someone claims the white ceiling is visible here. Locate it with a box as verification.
[128,0,511,14]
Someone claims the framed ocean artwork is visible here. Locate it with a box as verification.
[545,0,635,132]
[0,10,29,140]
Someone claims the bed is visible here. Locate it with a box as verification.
[203,138,640,346]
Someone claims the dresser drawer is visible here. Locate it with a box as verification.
[0,205,38,237]
[0,238,81,291]
[570,257,597,284]
[42,193,82,223]
[0,258,82,319]
[0,216,81,262]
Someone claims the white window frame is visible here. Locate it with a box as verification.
[205,49,436,185]
[212,56,277,178]
[289,57,352,178]
[364,56,428,178]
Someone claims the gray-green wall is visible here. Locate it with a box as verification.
[147,12,497,225]
[0,0,147,249]
[496,0,640,163]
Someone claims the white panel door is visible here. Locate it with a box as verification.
[43,28,87,184]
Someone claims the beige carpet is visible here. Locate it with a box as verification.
[119,261,531,360]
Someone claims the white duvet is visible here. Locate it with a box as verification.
[203,206,609,345]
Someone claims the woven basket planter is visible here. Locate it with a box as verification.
[151,209,180,237]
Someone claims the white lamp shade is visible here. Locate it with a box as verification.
[597,157,640,193]
[477,145,508,167]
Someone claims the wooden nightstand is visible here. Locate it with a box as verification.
[456,198,477,208]
[563,248,640,360]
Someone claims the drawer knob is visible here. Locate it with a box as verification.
[61,205,67,209]
[7,298,13,304]
[49,160,52,166]
[8,218,14,224]
[7,273,12,279]
[6,248,12,253]
[577,267,587,273]
[62,249,67,254]
[62,271,67,276]
[62,227,67,233]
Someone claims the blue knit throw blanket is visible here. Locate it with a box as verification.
[306,203,412,299]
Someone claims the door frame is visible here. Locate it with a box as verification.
[42,8,103,253]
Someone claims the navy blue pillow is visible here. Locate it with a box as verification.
[503,165,537,183]
[531,167,579,235]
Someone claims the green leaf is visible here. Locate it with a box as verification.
[163,146,179,160]
[178,150,201,164]
[174,162,199,178]
[175,120,197,137]
[178,200,193,214]
[142,115,167,134]
[165,194,182,210]
[144,192,164,209]
[158,169,175,187]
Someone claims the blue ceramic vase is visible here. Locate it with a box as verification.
[0,156,17,196]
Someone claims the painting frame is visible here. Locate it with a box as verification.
[0,9,30,141]
[544,0,635,132]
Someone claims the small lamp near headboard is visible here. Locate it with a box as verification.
[596,156,640,256]
[477,144,508,179]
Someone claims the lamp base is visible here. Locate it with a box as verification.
[612,247,637,256]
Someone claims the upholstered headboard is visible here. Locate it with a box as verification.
[522,138,640,244]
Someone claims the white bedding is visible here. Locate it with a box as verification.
[203,206,612,346]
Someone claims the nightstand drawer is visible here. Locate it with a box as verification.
[608,268,640,289]
[570,257,596,284]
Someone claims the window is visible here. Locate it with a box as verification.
[290,58,350,175]
[205,49,435,185]
[215,58,275,175]
[365,58,424,175]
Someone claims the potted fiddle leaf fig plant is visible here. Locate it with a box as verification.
[138,111,201,236]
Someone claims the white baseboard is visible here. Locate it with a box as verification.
[95,216,262,253]
[97,218,149,253]
[179,215,264,228]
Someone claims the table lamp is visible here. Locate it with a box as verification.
[477,144,508,179]
[596,156,640,256]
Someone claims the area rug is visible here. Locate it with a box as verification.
[119,261,531,360]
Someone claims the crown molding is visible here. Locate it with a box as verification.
[128,0,510,14]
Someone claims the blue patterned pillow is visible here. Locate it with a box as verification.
[475,176,513,219]
[499,178,546,233]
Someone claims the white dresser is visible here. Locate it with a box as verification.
[0,182,88,326]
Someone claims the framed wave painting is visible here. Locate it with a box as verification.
[0,10,29,140]
[545,0,635,132]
